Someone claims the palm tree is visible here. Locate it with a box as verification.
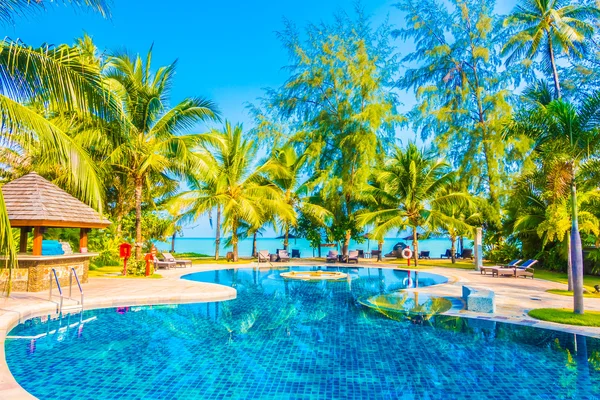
[431,186,481,264]
[502,0,600,99]
[267,146,329,250]
[169,122,294,261]
[103,49,219,259]
[507,91,600,314]
[358,143,468,267]
[0,0,110,24]
[0,4,114,292]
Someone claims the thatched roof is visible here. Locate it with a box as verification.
[2,172,111,229]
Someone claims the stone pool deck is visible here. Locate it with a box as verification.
[1,261,600,399]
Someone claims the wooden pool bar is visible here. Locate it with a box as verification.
[0,172,111,292]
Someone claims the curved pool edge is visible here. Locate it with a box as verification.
[0,272,237,400]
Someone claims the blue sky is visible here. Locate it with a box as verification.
[7,0,517,238]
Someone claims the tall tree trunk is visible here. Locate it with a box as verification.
[377,240,383,262]
[232,218,239,262]
[567,236,573,291]
[284,226,289,250]
[548,33,562,99]
[571,180,584,314]
[134,175,143,260]
[412,228,419,267]
[451,237,457,264]
[215,206,221,260]
[252,231,257,258]
[171,231,176,253]
[343,230,351,256]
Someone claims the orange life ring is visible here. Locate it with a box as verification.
[401,248,413,259]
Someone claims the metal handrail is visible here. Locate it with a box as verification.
[49,268,84,315]
[70,267,84,308]
[49,269,63,314]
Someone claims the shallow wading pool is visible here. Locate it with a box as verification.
[5,266,600,399]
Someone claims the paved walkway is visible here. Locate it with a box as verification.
[1,261,600,399]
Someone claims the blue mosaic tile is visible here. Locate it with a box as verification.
[4,266,600,399]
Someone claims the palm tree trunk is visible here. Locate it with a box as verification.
[215,206,221,260]
[171,231,176,253]
[567,236,573,291]
[343,230,351,256]
[548,33,562,99]
[134,175,143,260]
[412,228,419,267]
[451,237,457,264]
[284,226,289,250]
[252,231,257,258]
[378,240,383,262]
[232,218,239,262]
[570,180,584,314]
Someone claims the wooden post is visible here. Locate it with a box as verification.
[19,227,29,253]
[32,226,43,256]
[79,228,88,253]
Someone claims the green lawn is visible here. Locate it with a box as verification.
[89,265,162,279]
[528,308,600,327]
[546,289,600,298]
[533,270,600,293]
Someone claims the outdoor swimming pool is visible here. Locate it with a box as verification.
[5,266,600,399]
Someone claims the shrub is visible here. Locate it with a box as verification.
[485,241,521,263]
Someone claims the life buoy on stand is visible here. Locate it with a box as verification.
[401,247,413,266]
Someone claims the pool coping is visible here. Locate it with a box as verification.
[2,261,600,399]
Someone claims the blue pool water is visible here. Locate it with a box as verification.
[5,266,600,399]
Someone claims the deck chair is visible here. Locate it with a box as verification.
[326,250,338,263]
[441,249,452,259]
[419,251,430,259]
[153,255,176,270]
[515,259,538,279]
[481,259,521,275]
[162,252,192,268]
[257,250,270,263]
[456,249,473,259]
[347,250,359,264]
[277,249,290,262]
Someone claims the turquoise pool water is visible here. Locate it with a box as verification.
[5,266,600,399]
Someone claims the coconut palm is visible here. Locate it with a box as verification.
[358,143,468,267]
[0,4,114,293]
[507,91,600,314]
[168,122,294,261]
[502,0,600,99]
[102,49,219,259]
[267,146,330,250]
[0,0,110,24]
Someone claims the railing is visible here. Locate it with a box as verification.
[49,268,84,315]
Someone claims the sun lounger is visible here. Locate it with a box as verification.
[257,250,270,263]
[370,250,381,259]
[481,259,521,275]
[347,250,359,264]
[419,251,430,259]
[326,250,338,263]
[153,255,176,270]
[162,252,192,268]
[441,249,452,259]
[515,259,538,279]
[277,249,290,262]
[291,249,301,258]
[456,249,473,259]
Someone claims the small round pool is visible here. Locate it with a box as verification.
[5,266,600,399]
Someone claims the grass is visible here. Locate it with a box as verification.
[528,308,600,327]
[88,265,162,279]
[533,269,600,293]
[546,289,600,298]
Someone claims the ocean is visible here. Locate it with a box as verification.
[156,237,471,258]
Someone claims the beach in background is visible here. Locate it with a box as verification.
[156,237,473,258]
